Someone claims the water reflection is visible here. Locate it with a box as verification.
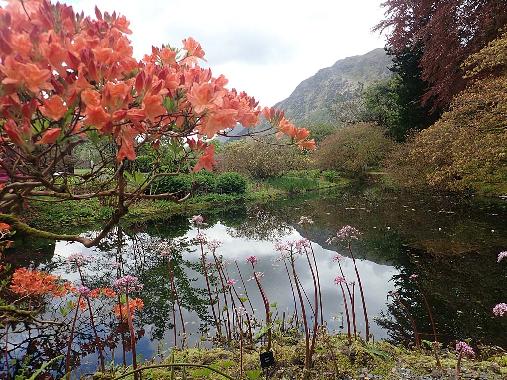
[2,189,506,378]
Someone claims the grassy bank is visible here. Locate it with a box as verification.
[23,171,350,231]
[99,333,506,380]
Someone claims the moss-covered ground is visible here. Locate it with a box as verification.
[96,333,506,380]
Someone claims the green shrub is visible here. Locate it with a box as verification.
[192,172,216,194]
[214,172,247,194]
[267,175,318,193]
[314,123,394,176]
[217,139,310,179]
[132,155,154,173]
[150,174,192,195]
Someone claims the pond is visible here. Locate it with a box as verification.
[3,188,507,377]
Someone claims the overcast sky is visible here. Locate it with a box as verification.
[67,0,386,106]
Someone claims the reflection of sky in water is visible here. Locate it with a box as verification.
[46,221,398,373]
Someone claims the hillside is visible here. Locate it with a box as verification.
[275,48,392,126]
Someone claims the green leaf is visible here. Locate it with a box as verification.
[246,369,262,380]
[27,355,63,380]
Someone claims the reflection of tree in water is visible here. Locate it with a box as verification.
[85,228,210,340]
[1,226,211,378]
[226,204,292,241]
[376,248,507,348]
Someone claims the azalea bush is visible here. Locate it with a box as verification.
[0,0,314,247]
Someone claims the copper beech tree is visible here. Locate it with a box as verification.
[0,0,315,247]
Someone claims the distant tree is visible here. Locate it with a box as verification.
[361,48,439,142]
[376,0,507,110]
[314,123,394,176]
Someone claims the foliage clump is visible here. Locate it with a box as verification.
[314,123,394,176]
[217,140,311,179]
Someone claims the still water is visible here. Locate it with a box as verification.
[3,189,507,376]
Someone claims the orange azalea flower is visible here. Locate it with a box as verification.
[193,144,215,172]
[0,223,11,233]
[183,37,205,59]
[297,139,316,150]
[81,89,102,108]
[160,47,177,65]
[88,287,117,298]
[36,128,61,145]
[10,268,70,297]
[101,287,117,298]
[114,298,144,318]
[39,95,67,121]
[142,94,166,122]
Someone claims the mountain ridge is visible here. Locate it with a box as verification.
[274,48,392,126]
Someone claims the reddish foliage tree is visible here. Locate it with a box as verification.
[0,0,314,247]
[376,0,507,110]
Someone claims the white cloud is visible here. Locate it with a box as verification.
[66,0,385,105]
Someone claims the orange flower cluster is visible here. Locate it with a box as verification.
[0,0,314,174]
[10,268,72,297]
[114,298,144,318]
[262,108,316,150]
[88,287,117,299]
[0,222,10,233]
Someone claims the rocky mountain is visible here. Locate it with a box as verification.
[275,48,392,126]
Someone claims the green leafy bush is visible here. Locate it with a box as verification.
[217,139,310,179]
[132,155,154,173]
[193,172,216,194]
[314,123,394,176]
[214,172,247,194]
[150,174,192,195]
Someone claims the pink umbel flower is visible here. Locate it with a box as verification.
[409,274,419,280]
[206,239,222,251]
[336,226,361,241]
[298,216,314,225]
[328,226,361,244]
[333,254,344,262]
[67,253,89,267]
[334,276,346,285]
[498,251,507,263]
[493,303,507,317]
[246,255,258,265]
[113,275,144,293]
[455,341,475,358]
[226,278,237,286]
[195,232,207,244]
[191,215,204,225]
[75,285,91,296]
[295,238,311,252]
[158,241,175,257]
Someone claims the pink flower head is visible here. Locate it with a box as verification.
[207,239,222,251]
[455,341,475,358]
[296,238,311,251]
[246,255,258,265]
[274,241,289,253]
[76,285,91,296]
[409,274,419,280]
[334,276,346,285]
[498,251,507,263]
[226,278,237,286]
[191,215,204,225]
[333,254,344,262]
[335,226,361,242]
[195,232,207,244]
[67,253,89,267]
[298,216,314,225]
[493,303,507,317]
[159,241,175,257]
[113,275,144,293]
